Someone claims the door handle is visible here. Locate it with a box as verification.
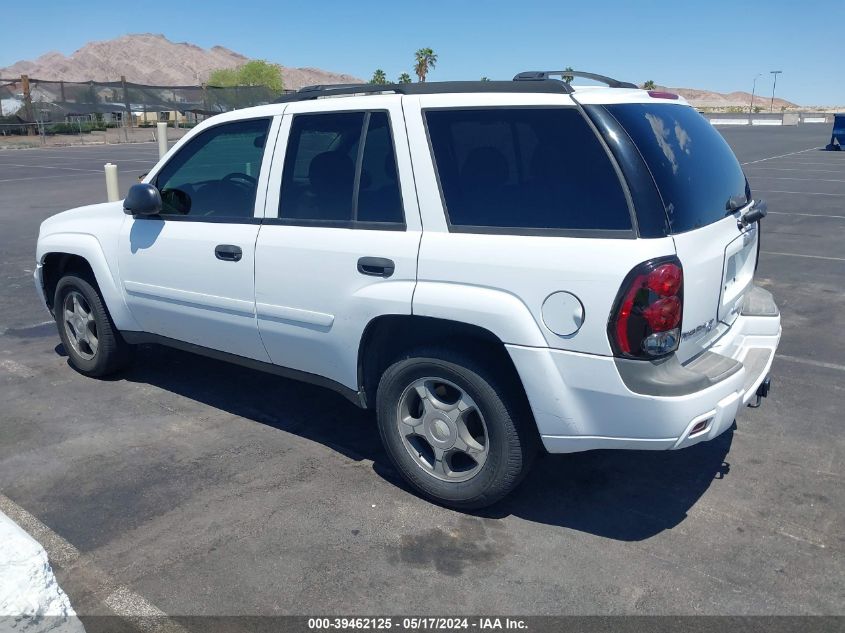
[357,257,395,278]
[215,244,243,262]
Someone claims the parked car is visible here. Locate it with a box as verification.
[34,71,781,509]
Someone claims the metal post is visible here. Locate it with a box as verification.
[121,75,132,127]
[157,122,168,159]
[21,75,35,135]
[104,163,119,202]
[769,70,782,113]
[749,74,761,115]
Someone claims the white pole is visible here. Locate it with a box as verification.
[157,122,168,159]
[104,163,119,202]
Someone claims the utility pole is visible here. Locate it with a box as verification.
[749,74,761,114]
[769,70,783,112]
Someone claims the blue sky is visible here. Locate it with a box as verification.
[1,0,841,105]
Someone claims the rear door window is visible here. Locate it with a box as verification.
[424,108,632,233]
[279,111,404,226]
[605,103,747,234]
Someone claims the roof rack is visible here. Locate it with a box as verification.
[275,79,574,103]
[513,70,638,89]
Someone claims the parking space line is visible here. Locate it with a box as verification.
[762,251,845,262]
[755,189,845,197]
[768,211,845,220]
[776,355,845,373]
[741,147,821,165]
[0,169,147,183]
[745,167,845,173]
[0,493,190,632]
[751,175,845,183]
[0,162,103,173]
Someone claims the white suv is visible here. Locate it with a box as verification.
[34,71,781,509]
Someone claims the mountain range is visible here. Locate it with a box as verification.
[0,34,363,90]
[1,34,802,109]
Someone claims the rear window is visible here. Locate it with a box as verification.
[425,108,632,233]
[606,103,746,234]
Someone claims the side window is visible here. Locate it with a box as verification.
[357,112,403,223]
[425,108,631,232]
[279,111,404,226]
[154,118,270,219]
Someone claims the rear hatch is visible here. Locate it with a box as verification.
[600,101,757,362]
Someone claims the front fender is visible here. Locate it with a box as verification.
[37,233,141,332]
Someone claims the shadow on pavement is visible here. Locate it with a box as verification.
[115,343,732,542]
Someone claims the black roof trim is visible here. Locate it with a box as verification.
[514,70,638,89]
[275,79,574,103]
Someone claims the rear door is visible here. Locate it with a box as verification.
[254,95,422,390]
[601,101,757,362]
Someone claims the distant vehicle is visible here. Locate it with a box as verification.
[826,113,844,150]
[34,71,781,509]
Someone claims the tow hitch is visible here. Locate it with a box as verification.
[748,376,772,408]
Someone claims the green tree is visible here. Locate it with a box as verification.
[414,48,438,82]
[397,73,412,84]
[370,69,388,85]
[209,60,284,92]
[642,79,656,90]
[562,66,574,84]
[480,76,491,82]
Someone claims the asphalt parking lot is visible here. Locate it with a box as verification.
[0,126,842,624]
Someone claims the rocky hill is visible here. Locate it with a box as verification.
[0,34,362,90]
[662,86,799,110]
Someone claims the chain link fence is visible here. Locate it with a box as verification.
[0,76,293,139]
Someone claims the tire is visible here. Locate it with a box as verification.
[376,347,537,510]
[54,272,132,377]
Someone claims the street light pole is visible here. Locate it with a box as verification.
[750,73,762,114]
[770,70,783,112]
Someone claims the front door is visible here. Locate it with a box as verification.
[118,116,278,361]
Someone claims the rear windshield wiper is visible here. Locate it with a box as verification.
[738,199,767,229]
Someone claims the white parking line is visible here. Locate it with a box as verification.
[777,355,845,373]
[745,167,845,173]
[741,147,822,165]
[0,169,147,183]
[768,211,845,220]
[751,175,845,183]
[761,251,845,262]
[0,493,190,632]
[755,189,845,197]
[0,162,103,173]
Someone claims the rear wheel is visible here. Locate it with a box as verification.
[376,348,536,509]
[54,272,132,377]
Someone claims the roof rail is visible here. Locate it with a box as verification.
[275,79,574,103]
[514,70,638,89]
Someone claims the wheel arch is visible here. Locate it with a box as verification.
[357,314,533,417]
[37,234,140,331]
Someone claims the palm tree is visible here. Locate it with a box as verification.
[397,73,412,84]
[643,80,656,90]
[370,69,387,85]
[562,66,574,84]
[414,48,438,82]
[480,76,491,82]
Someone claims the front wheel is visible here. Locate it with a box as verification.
[54,272,132,377]
[376,348,536,509]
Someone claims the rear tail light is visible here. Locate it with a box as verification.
[608,257,684,359]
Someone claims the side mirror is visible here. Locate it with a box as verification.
[124,183,162,216]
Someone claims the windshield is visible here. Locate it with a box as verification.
[606,103,747,234]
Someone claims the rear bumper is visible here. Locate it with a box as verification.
[507,286,781,453]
